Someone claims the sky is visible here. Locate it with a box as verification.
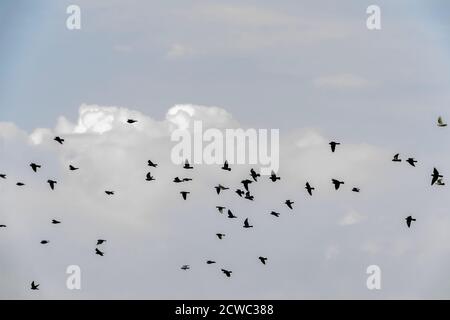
[1,0,450,299]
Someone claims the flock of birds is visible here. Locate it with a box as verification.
[0,116,447,290]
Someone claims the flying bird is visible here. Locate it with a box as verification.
[0,174,6,179]
[51,219,61,224]
[243,218,253,228]
[40,240,49,245]
[269,171,280,182]
[245,191,254,201]
[221,269,232,278]
[405,216,416,228]
[305,182,315,196]
[227,210,237,219]
[16,182,25,186]
[352,187,360,192]
[183,160,194,169]
[241,179,252,191]
[236,189,245,197]
[216,206,226,214]
[97,239,106,245]
[270,211,280,218]
[69,165,79,171]
[95,248,104,256]
[215,184,229,195]
[392,154,401,162]
[54,136,64,145]
[259,257,268,265]
[285,200,294,209]
[30,163,41,172]
[180,191,190,200]
[332,179,344,190]
[438,116,447,127]
[148,160,158,168]
[329,141,340,153]
[431,167,443,186]
[221,161,231,171]
[105,191,115,195]
[0,225,6,228]
[250,168,260,182]
[406,158,417,167]
[146,172,155,181]
[206,260,216,265]
[31,281,39,290]
[216,233,225,240]
[127,119,137,124]
[47,180,57,190]
[181,265,190,271]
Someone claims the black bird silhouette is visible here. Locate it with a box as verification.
[405,216,416,228]
[227,210,237,219]
[40,240,49,244]
[438,116,447,127]
[47,180,57,190]
[269,171,280,182]
[69,165,79,171]
[329,141,340,152]
[148,160,158,168]
[183,160,194,169]
[241,179,252,191]
[392,154,401,162]
[182,178,192,182]
[95,248,104,256]
[243,218,253,228]
[270,211,280,218]
[285,200,294,209]
[352,187,360,192]
[97,239,106,245]
[146,172,155,181]
[181,265,190,271]
[216,233,225,240]
[0,225,6,228]
[54,136,64,145]
[221,269,232,278]
[31,281,39,290]
[305,182,315,196]
[105,191,115,195]
[181,191,190,200]
[30,163,41,172]
[206,260,216,265]
[0,174,6,179]
[174,177,191,183]
[259,257,268,265]
[245,191,254,201]
[236,189,245,197]
[215,184,229,195]
[431,167,443,185]
[332,179,344,190]
[51,219,61,224]
[250,168,260,182]
[406,158,417,167]
[127,119,137,124]
[221,161,231,171]
[16,182,25,186]
[216,206,226,214]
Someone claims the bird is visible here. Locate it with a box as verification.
[183,160,194,169]
[245,191,254,201]
[406,158,417,167]
[259,257,268,265]
[216,233,225,240]
[0,225,6,228]
[51,219,61,224]
[227,210,237,219]
[405,216,416,228]
[250,168,260,182]
[148,160,158,168]
[181,265,190,271]
[438,116,447,127]
[0,174,6,179]
[243,218,253,228]
[30,163,41,172]
[105,191,115,195]
[236,189,245,197]
[437,178,445,186]
[69,165,79,171]
[206,260,216,265]
[54,136,64,145]
[215,184,229,195]
[216,206,226,214]
[180,191,190,200]
[285,200,294,209]
[269,171,280,182]
[221,161,231,171]
[270,211,280,218]
[145,172,155,181]
[47,180,57,190]
[332,179,344,190]
[16,182,25,186]
[241,179,252,191]
[173,177,190,183]
[127,119,137,124]
[182,178,192,182]
[95,248,104,256]
[40,240,49,244]
[97,239,106,245]
[329,141,340,153]
[352,187,360,192]
[221,269,232,278]
[392,154,402,162]
[305,182,315,196]
[431,167,443,186]
[31,281,39,290]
